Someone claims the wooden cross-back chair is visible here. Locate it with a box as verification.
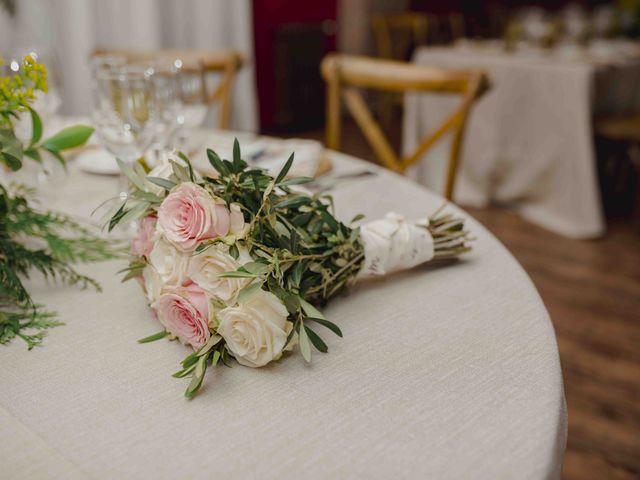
[321,54,489,200]
[371,13,430,126]
[92,48,243,129]
[372,13,429,61]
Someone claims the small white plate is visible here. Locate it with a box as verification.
[76,149,120,175]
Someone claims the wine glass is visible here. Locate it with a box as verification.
[562,3,588,45]
[519,7,551,51]
[91,64,159,199]
[141,58,185,163]
[174,60,209,152]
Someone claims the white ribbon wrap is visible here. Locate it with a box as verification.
[357,213,434,278]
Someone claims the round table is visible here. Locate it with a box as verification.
[0,148,567,479]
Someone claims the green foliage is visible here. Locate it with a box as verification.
[0,184,119,348]
[200,143,365,306]
[0,56,94,171]
[0,302,63,350]
[0,55,114,348]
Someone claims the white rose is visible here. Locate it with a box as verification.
[142,264,162,304]
[147,236,190,289]
[187,244,252,304]
[228,203,249,240]
[217,290,292,368]
[146,161,174,196]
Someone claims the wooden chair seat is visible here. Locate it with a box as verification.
[595,114,640,142]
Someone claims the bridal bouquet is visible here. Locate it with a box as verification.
[106,143,471,397]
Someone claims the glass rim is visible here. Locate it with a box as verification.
[93,64,155,81]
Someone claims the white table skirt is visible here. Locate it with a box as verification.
[403,45,640,239]
[0,149,566,479]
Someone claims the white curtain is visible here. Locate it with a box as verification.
[0,0,258,132]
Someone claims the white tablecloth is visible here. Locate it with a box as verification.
[403,44,640,238]
[0,151,566,479]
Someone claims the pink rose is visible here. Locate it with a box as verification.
[158,182,231,251]
[156,283,211,349]
[131,215,157,257]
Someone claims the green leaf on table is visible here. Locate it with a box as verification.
[185,350,220,399]
[306,317,343,337]
[116,158,148,192]
[197,334,222,357]
[40,125,94,151]
[138,330,170,343]
[304,325,328,353]
[0,128,23,171]
[172,363,197,378]
[298,322,312,363]
[27,107,42,147]
[274,152,294,184]
[146,176,176,191]
[185,353,209,399]
[350,213,365,224]
[299,297,326,320]
[220,346,234,368]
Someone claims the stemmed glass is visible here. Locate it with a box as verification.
[91,64,159,200]
[142,59,185,163]
[174,61,209,152]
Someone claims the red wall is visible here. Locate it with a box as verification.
[252,0,337,130]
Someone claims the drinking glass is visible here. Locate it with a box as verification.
[174,60,209,152]
[142,58,185,162]
[91,64,159,199]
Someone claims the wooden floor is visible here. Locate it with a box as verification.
[467,209,640,480]
[283,120,640,479]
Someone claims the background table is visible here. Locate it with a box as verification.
[1,148,566,479]
[403,43,640,239]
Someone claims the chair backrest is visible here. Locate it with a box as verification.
[321,53,489,200]
[371,13,429,60]
[92,48,243,129]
